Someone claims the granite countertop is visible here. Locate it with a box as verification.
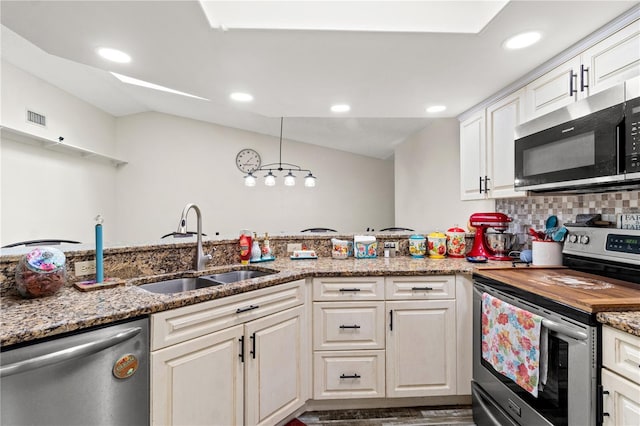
[597,311,640,337]
[3,256,638,347]
[1,256,476,347]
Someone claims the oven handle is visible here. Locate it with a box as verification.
[541,319,588,341]
[473,287,588,341]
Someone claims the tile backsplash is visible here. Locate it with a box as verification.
[496,190,639,246]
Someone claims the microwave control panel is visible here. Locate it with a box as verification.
[626,97,640,172]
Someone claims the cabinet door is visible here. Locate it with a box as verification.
[486,89,527,199]
[151,325,244,426]
[460,110,487,200]
[524,57,581,120]
[583,19,640,96]
[245,305,308,426]
[386,300,456,397]
[602,368,640,426]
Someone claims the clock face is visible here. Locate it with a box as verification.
[236,149,261,173]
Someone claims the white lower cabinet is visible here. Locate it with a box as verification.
[385,300,457,397]
[311,275,462,402]
[601,325,640,426]
[151,280,308,426]
[152,325,244,426]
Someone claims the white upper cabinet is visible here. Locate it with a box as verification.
[583,19,640,96]
[460,90,526,200]
[460,110,486,200]
[486,89,527,199]
[525,19,640,121]
[524,57,583,120]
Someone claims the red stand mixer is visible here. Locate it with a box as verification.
[467,212,514,261]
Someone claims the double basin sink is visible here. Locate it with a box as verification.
[139,269,276,294]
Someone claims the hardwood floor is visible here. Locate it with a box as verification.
[291,405,474,425]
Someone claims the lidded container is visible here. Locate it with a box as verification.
[446,226,466,258]
[427,231,447,259]
[408,234,426,258]
[15,246,67,298]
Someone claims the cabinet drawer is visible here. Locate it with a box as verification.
[313,302,385,351]
[313,277,384,301]
[603,326,640,385]
[313,350,385,399]
[151,280,305,350]
[385,275,455,300]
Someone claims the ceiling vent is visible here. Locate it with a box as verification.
[26,109,46,127]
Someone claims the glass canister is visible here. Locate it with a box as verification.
[408,234,426,258]
[427,231,447,259]
[446,226,467,258]
[15,246,66,298]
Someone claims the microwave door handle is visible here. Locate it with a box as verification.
[542,319,588,341]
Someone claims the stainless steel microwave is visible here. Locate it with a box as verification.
[514,78,640,192]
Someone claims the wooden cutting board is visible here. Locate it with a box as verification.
[474,268,640,313]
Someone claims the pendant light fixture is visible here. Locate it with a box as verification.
[244,117,316,187]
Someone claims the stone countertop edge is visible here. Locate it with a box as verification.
[3,256,638,347]
[1,256,476,347]
[597,311,640,337]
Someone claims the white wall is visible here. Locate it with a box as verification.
[1,62,118,246]
[394,118,494,233]
[1,61,116,154]
[115,112,394,242]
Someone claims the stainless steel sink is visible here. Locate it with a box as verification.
[138,269,277,294]
[138,277,221,294]
[202,269,275,284]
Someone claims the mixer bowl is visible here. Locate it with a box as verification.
[485,232,517,256]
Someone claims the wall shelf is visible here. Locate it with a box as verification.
[1,126,128,168]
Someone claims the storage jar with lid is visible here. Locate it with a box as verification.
[15,246,67,298]
[446,226,466,258]
[427,231,447,259]
[408,234,426,258]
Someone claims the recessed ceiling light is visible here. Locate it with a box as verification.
[331,104,351,113]
[503,31,542,50]
[97,47,131,63]
[426,105,447,113]
[230,92,254,102]
[111,72,209,100]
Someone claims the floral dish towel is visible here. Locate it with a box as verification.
[481,292,543,397]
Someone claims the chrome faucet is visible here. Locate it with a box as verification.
[177,203,212,271]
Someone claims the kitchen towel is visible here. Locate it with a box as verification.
[481,292,544,397]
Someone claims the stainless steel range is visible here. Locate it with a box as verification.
[471,226,640,426]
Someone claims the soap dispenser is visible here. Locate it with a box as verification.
[251,232,262,262]
[262,232,272,259]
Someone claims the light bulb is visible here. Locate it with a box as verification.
[304,173,316,188]
[264,172,276,186]
[244,173,256,187]
[284,171,296,186]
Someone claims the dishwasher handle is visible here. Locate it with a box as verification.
[0,326,142,378]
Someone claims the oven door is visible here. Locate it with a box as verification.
[514,101,624,192]
[472,282,598,426]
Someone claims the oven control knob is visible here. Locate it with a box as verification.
[569,234,578,243]
[580,235,590,244]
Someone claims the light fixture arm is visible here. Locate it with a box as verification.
[242,117,316,186]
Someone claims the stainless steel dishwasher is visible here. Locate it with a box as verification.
[1,316,149,426]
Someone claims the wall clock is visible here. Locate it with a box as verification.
[236,148,261,173]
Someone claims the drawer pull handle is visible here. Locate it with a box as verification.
[411,286,433,291]
[236,304,259,314]
[339,325,361,329]
[339,288,361,292]
[340,373,361,379]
